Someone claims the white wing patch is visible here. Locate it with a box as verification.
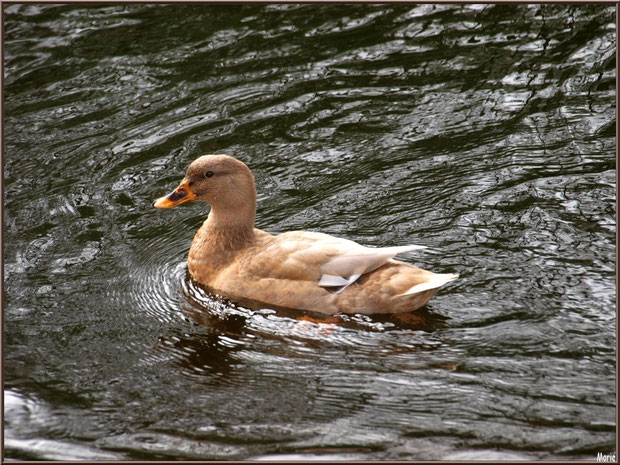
[317,274,351,287]
[318,273,362,294]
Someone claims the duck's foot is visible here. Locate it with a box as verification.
[293,315,340,335]
[392,311,426,326]
[297,315,341,325]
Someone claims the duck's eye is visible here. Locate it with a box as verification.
[205,171,214,178]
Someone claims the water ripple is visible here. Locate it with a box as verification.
[4,3,615,461]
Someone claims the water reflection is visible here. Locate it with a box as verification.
[4,3,615,461]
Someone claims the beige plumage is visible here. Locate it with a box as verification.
[154,154,458,314]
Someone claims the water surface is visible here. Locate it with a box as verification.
[4,4,616,460]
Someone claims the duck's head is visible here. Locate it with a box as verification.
[153,155,256,213]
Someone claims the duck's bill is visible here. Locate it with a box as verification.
[153,179,197,208]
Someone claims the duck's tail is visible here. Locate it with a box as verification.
[396,273,459,297]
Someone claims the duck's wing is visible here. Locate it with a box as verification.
[277,232,426,294]
[318,244,427,293]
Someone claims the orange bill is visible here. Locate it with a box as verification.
[153,178,197,208]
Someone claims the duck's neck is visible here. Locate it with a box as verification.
[188,204,257,284]
[201,202,257,250]
[208,198,254,228]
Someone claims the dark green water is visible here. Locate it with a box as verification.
[4,4,616,461]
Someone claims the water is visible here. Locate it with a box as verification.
[4,4,616,461]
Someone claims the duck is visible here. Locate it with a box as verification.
[153,154,458,315]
